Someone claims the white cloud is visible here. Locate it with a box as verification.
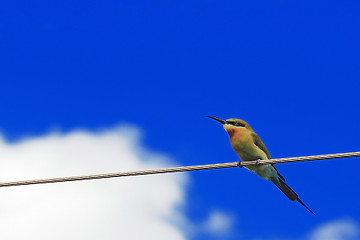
[310,219,359,240]
[0,126,189,240]
[252,219,360,240]
[202,210,235,237]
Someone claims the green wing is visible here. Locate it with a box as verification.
[251,132,285,181]
[252,132,272,159]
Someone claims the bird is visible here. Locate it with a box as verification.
[206,116,315,215]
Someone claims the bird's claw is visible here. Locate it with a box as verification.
[237,161,243,168]
[256,159,262,165]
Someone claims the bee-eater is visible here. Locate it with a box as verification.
[207,116,315,215]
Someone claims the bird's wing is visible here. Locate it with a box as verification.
[251,132,271,159]
[251,132,285,181]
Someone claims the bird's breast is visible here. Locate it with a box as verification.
[229,130,262,161]
[229,129,251,147]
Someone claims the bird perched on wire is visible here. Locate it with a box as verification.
[206,116,315,215]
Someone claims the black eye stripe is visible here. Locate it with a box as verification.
[227,121,245,127]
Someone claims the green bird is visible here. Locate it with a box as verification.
[207,116,315,215]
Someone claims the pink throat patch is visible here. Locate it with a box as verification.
[228,128,242,139]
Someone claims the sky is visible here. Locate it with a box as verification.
[0,0,360,239]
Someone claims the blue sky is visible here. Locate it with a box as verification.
[1,0,360,239]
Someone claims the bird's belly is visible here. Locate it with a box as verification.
[251,164,277,181]
[233,144,276,181]
[233,144,262,162]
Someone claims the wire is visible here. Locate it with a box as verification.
[0,151,359,188]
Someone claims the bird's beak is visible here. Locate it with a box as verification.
[206,116,227,124]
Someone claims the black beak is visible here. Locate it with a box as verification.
[206,116,227,124]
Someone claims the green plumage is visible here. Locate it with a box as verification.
[207,116,315,215]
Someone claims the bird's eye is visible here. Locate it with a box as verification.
[228,121,245,127]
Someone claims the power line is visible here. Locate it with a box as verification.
[0,151,359,188]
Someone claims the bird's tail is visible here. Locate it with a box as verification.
[273,178,315,215]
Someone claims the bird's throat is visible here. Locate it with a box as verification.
[227,127,243,140]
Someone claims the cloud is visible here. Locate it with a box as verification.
[249,219,360,240]
[0,126,189,240]
[202,210,235,237]
[310,219,359,240]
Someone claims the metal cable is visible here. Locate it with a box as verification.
[0,151,359,188]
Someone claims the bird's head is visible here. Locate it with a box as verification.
[206,116,252,136]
